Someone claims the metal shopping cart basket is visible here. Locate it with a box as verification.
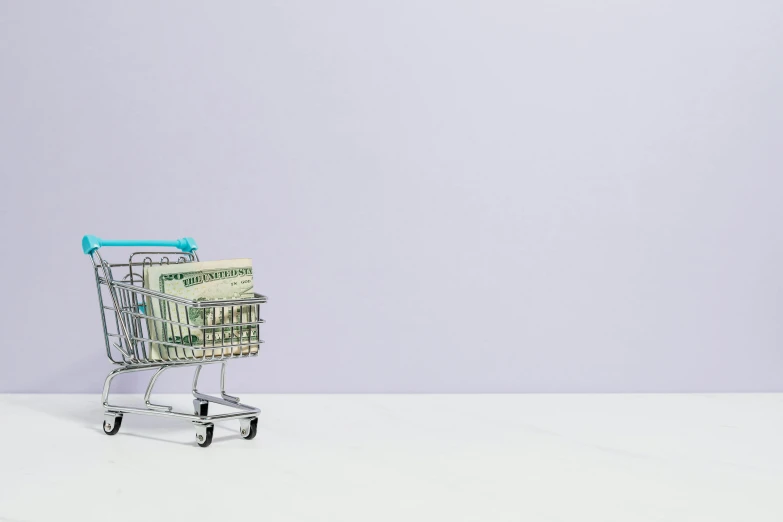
[82,235,267,447]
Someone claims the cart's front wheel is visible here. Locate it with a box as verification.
[103,415,122,436]
[195,424,214,448]
[241,417,258,440]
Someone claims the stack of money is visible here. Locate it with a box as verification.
[143,259,259,361]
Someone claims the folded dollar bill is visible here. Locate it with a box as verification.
[143,259,259,361]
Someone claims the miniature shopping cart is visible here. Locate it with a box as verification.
[83,235,267,447]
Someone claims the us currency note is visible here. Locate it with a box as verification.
[143,259,259,360]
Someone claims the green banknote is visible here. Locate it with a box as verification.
[143,259,258,360]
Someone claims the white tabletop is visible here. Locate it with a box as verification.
[1,393,782,521]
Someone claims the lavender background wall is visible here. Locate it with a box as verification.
[1,1,782,393]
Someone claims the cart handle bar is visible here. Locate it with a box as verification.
[82,235,198,255]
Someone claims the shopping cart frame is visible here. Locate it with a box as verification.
[83,235,267,447]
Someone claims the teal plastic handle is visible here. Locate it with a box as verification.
[82,235,198,255]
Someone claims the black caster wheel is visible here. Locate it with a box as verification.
[103,415,122,435]
[241,417,258,440]
[194,400,209,417]
[196,424,214,448]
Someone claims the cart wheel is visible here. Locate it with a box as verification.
[194,399,209,417]
[196,424,214,448]
[103,415,122,436]
[241,417,258,440]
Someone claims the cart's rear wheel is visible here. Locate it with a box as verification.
[241,417,258,440]
[103,415,122,436]
[196,424,214,448]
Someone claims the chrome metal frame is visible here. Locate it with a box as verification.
[102,361,260,422]
[90,247,266,445]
